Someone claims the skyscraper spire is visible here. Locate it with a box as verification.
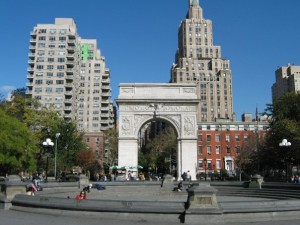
[189,0,199,7]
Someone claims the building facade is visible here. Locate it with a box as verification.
[26,18,114,132]
[197,116,269,178]
[272,64,300,101]
[170,0,233,123]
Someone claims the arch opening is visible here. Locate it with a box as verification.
[138,118,179,180]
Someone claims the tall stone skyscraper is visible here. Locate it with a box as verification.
[170,0,233,122]
[272,64,300,101]
[26,18,114,132]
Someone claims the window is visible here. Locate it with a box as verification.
[45,87,52,93]
[34,88,42,93]
[235,146,241,154]
[226,134,230,142]
[198,134,202,141]
[47,72,53,77]
[215,134,220,142]
[35,80,43,84]
[39,29,46,33]
[226,146,231,154]
[58,44,66,48]
[198,146,203,154]
[244,135,249,141]
[57,65,64,70]
[57,72,64,77]
[207,160,212,170]
[48,58,54,62]
[206,134,211,141]
[47,65,54,70]
[235,135,240,141]
[56,80,64,84]
[46,80,53,85]
[49,36,56,41]
[56,88,63,92]
[48,44,55,48]
[216,146,220,154]
[58,58,65,63]
[59,36,66,41]
[38,43,45,48]
[36,65,44,70]
[38,36,46,41]
[207,146,211,155]
[198,160,203,168]
[216,160,221,169]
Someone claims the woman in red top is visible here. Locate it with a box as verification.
[75,191,86,200]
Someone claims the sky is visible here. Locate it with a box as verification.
[1,0,300,121]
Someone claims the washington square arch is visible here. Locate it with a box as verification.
[116,83,199,180]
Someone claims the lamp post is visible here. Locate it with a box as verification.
[204,158,207,181]
[279,139,292,182]
[54,133,60,180]
[43,138,54,182]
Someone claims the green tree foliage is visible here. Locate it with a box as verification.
[0,91,87,174]
[139,122,177,173]
[0,109,38,174]
[103,128,118,168]
[262,93,300,176]
[55,120,87,171]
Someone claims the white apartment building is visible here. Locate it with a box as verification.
[170,0,233,123]
[26,18,114,132]
[272,64,300,100]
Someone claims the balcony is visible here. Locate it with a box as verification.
[27,74,34,79]
[28,60,35,65]
[30,31,37,37]
[65,91,73,96]
[66,60,74,66]
[29,45,36,50]
[66,54,74,59]
[65,83,73,88]
[64,99,73,104]
[67,46,75,52]
[101,85,110,90]
[66,75,74,80]
[26,90,33,95]
[67,39,76,45]
[64,106,72,111]
[64,113,72,119]
[27,67,34,72]
[30,39,36,43]
[101,113,110,118]
[102,92,111,97]
[26,82,33,87]
[66,69,74,74]
[28,53,35,58]
[102,78,110,83]
[68,33,76,38]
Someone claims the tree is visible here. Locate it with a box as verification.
[77,148,96,172]
[55,120,87,172]
[0,109,38,175]
[139,121,177,173]
[262,93,300,177]
[103,128,118,168]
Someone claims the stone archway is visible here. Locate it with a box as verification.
[116,83,199,180]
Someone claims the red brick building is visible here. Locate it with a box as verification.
[197,118,269,177]
[83,132,105,173]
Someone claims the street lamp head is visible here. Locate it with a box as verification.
[279,139,292,147]
[43,138,54,146]
[55,133,61,138]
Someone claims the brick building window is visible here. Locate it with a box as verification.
[206,134,211,141]
[216,146,220,154]
[198,146,203,154]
